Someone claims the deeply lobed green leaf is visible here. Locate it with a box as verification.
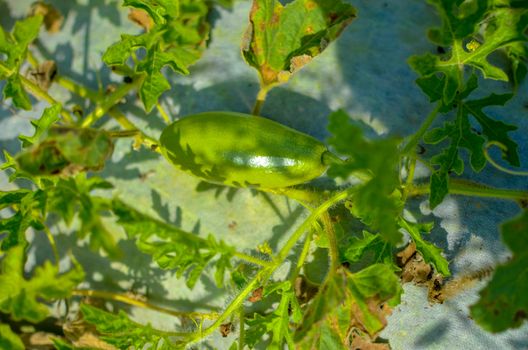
[0,245,84,323]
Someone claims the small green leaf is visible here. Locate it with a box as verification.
[0,245,84,322]
[0,323,24,350]
[18,104,61,147]
[102,32,160,66]
[347,264,402,334]
[343,230,396,270]
[296,265,402,345]
[242,0,356,87]
[0,189,46,250]
[13,15,44,49]
[4,74,32,110]
[137,49,195,112]
[470,210,528,332]
[399,219,450,276]
[246,281,301,349]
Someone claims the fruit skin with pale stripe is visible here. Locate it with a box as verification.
[159,111,341,189]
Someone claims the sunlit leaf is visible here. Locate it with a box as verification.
[242,0,356,88]
[0,245,84,322]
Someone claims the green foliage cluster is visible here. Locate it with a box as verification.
[0,0,527,349]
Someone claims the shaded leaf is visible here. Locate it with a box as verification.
[296,265,401,346]
[424,92,517,208]
[327,110,403,244]
[343,230,396,271]
[4,74,32,110]
[470,210,528,332]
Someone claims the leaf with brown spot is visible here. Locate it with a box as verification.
[128,9,153,31]
[242,0,356,88]
[30,2,63,33]
[249,286,263,303]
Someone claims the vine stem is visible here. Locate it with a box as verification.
[80,76,143,127]
[43,225,60,267]
[292,229,313,279]
[234,251,273,268]
[185,188,352,345]
[407,179,528,202]
[484,141,528,176]
[402,103,441,154]
[56,75,161,151]
[251,86,270,116]
[72,289,220,321]
[321,211,338,275]
[238,307,245,350]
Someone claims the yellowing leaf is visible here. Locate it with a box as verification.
[242,0,356,87]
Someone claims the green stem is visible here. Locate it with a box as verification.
[321,211,338,276]
[239,307,245,350]
[234,252,273,268]
[43,225,60,267]
[252,86,270,116]
[484,141,528,176]
[401,157,417,203]
[293,229,313,279]
[156,102,171,124]
[407,179,528,202]
[402,103,441,154]
[73,289,220,321]
[108,130,140,138]
[56,75,100,101]
[81,76,143,127]
[56,76,161,152]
